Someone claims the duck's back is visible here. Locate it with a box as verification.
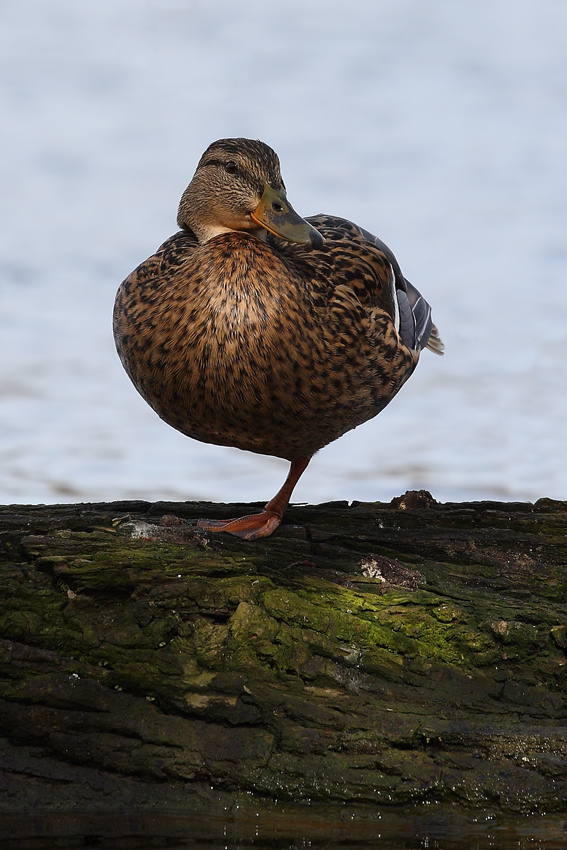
[113,218,430,461]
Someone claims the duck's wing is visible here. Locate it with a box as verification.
[306,215,444,356]
[397,279,444,356]
[367,230,444,356]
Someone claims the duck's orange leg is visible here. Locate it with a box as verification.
[197,456,311,541]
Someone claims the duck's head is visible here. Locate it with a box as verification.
[177,138,324,249]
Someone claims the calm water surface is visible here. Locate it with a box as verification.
[1,0,566,506]
[2,809,567,850]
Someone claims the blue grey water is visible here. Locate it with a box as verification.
[1,0,566,507]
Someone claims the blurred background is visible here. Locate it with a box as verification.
[1,0,566,507]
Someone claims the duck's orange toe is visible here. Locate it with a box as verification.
[197,457,311,541]
[197,510,282,541]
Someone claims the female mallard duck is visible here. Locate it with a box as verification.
[114,138,443,540]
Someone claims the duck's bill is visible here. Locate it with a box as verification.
[251,184,325,249]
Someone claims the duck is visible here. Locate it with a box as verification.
[113,138,443,540]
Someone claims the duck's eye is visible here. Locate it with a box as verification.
[224,161,238,175]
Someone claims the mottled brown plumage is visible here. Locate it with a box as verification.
[114,138,443,539]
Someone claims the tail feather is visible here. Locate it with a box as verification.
[426,323,444,356]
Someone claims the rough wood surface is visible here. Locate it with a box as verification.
[1,492,567,813]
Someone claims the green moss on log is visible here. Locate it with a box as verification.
[1,494,567,812]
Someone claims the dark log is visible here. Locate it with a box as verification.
[1,492,567,815]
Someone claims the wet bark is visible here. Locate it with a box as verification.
[1,492,567,814]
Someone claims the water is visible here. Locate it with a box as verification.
[2,808,567,850]
[1,0,567,507]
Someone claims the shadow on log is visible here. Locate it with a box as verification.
[1,492,567,815]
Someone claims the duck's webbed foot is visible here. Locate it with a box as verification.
[196,456,311,542]
[197,509,282,541]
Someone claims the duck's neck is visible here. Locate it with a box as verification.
[191,222,268,245]
[195,222,238,243]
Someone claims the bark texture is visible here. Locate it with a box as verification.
[1,492,567,813]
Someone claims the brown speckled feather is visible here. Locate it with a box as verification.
[114,214,419,461]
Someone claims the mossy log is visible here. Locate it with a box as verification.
[1,492,567,814]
